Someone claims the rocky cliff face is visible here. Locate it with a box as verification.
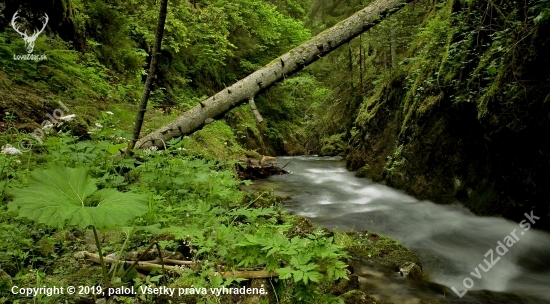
[347,0,550,230]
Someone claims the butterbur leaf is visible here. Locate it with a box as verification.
[7,166,147,229]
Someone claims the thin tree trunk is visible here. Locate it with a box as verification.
[128,0,168,151]
[135,0,414,150]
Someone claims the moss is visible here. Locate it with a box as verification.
[225,105,278,155]
[182,120,247,161]
[349,0,550,229]
[417,93,443,115]
[334,230,420,268]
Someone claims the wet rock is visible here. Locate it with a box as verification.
[399,262,423,280]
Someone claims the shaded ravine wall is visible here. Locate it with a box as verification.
[347,0,550,230]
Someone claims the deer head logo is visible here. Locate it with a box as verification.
[11,11,49,54]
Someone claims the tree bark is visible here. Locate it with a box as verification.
[128,0,168,151]
[135,0,414,150]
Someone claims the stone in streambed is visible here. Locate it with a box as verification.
[399,262,423,280]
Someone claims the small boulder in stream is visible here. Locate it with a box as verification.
[399,262,423,280]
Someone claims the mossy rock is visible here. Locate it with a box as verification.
[399,262,424,280]
[335,230,420,268]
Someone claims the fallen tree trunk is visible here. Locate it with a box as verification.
[221,270,278,279]
[75,251,179,272]
[75,251,279,279]
[135,0,413,150]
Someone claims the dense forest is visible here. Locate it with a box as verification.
[1,0,550,303]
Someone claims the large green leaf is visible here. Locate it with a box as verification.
[7,166,148,229]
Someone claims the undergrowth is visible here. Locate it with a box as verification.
[0,114,350,303]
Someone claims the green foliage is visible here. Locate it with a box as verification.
[168,120,247,160]
[334,230,420,266]
[347,0,550,224]
[320,133,347,156]
[0,0,435,301]
[7,166,148,229]
[257,72,334,154]
[532,0,550,23]
[83,0,147,76]
[166,210,349,301]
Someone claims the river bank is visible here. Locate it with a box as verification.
[246,156,550,304]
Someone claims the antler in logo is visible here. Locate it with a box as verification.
[11,11,49,54]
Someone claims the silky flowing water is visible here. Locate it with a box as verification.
[246,156,550,304]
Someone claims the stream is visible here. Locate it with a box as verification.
[246,156,550,304]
